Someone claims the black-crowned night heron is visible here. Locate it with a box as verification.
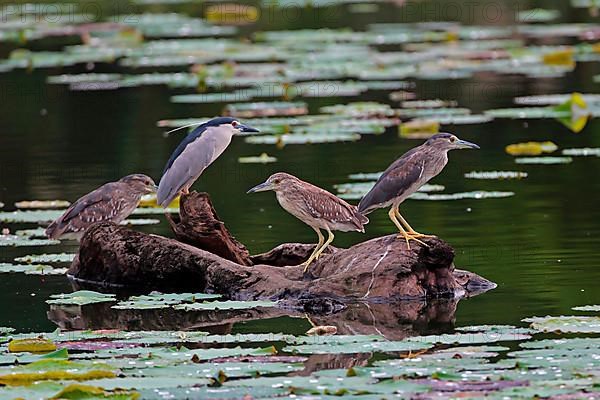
[45,174,157,240]
[248,172,368,271]
[157,116,259,207]
[358,133,479,249]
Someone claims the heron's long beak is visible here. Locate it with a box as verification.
[456,139,480,149]
[247,181,272,193]
[239,123,260,133]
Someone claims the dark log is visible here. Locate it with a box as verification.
[166,192,252,266]
[69,191,495,306]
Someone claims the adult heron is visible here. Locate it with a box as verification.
[157,117,259,207]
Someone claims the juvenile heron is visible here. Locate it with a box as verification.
[157,117,259,207]
[358,133,479,249]
[248,173,368,271]
[45,174,157,240]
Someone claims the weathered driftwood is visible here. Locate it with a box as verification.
[69,192,495,306]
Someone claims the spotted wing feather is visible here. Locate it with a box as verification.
[298,185,368,232]
[45,182,134,239]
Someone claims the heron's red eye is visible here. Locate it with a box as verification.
[450,136,456,142]
[232,121,239,127]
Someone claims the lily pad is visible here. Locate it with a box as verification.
[15,253,75,264]
[0,234,59,247]
[562,147,600,156]
[464,171,528,180]
[0,263,66,275]
[524,315,600,333]
[411,191,515,201]
[46,291,117,306]
[0,359,116,385]
[173,300,277,311]
[572,305,600,311]
[515,157,573,164]
[238,153,277,164]
[505,141,558,156]
[14,200,71,209]
[8,338,57,353]
[111,292,221,310]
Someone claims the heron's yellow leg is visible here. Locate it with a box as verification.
[389,207,426,250]
[313,228,334,261]
[302,227,325,271]
[395,208,435,238]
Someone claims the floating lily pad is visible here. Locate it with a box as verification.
[0,263,66,275]
[572,305,600,311]
[245,132,361,145]
[173,300,277,311]
[14,200,70,209]
[0,234,59,247]
[238,153,277,164]
[411,191,515,201]
[112,292,220,310]
[8,338,56,353]
[46,291,116,306]
[524,315,600,333]
[515,157,573,164]
[15,253,75,264]
[562,147,600,156]
[0,360,116,386]
[505,141,558,156]
[225,102,307,118]
[464,171,528,180]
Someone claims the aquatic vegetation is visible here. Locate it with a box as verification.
[562,147,600,156]
[46,291,117,306]
[111,292,221,310]
[238,153,278,164]
[14,200,70,209]
[515,157,573,164]
[524,315,600,333]
[15,253,75,264]
[0,263,66,275]
[464,171,529,180]
[572,305,600,311]
[411,191,515,201]
[0,234,59,247]
[505,141,558,156]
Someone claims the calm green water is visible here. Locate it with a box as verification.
[0,0,599,336]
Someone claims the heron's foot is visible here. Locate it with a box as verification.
[406,231,436,239]
[396,233,428,250]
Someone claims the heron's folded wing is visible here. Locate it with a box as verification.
[358,152,424,213]
[47,183,122,236]
[157,133,221,205]
[298,187,366,229]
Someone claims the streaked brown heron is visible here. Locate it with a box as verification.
[157,117,259,207]
[45,174,157,240]
[248,172,368,271]
[358,133,479,249]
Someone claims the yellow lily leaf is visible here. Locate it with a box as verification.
[505,141,558,156]
[0,360,116,386]
[399,119,439,139]
[542,49,575,67]
[8,338,56,353]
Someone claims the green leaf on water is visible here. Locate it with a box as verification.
[0,263,66,275]
[46,291,117,306]
[15,253,75,264]
[515,156,573,164]
[173,300,277,311]
[111,292,221,310]
[524,315,600,333]
[572,305,600,311]
[464,171,528,180]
